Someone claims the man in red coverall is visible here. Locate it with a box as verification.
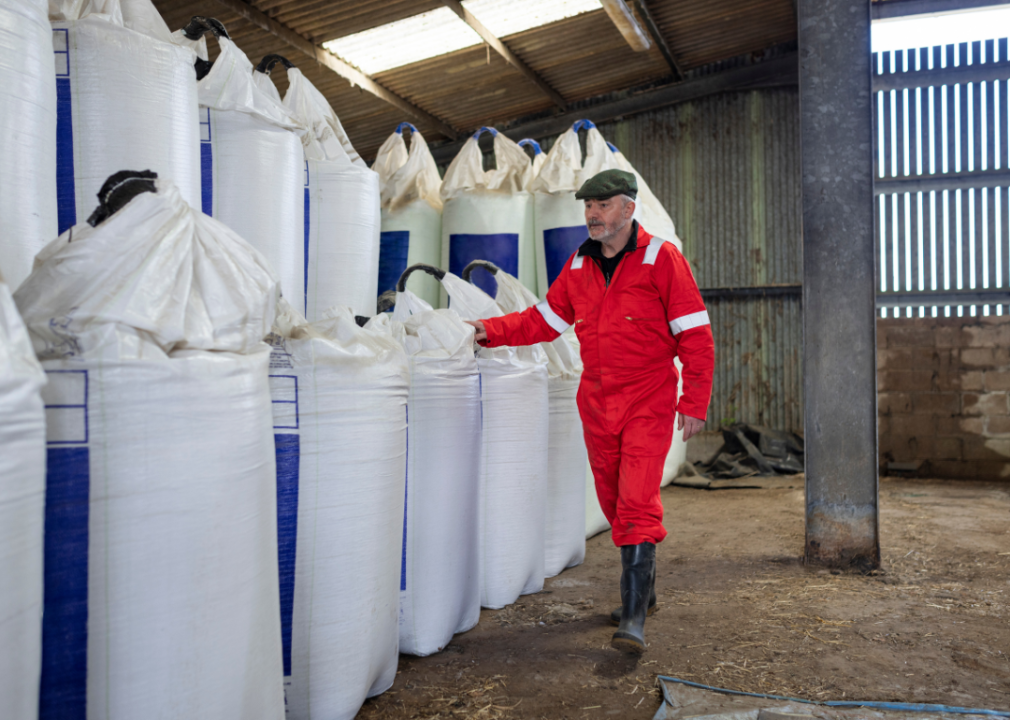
[466,169,714,653]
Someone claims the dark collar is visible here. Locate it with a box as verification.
[577,221,639,259]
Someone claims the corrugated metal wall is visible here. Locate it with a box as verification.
[596,89,803,432]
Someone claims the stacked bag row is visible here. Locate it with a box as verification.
[373,119,680,304]
[17,173,286,720]
[461,262,587,573]
[1,173,584,719]
[187,18,382,318]
[0,4,405,717]
[0,0,383,319]
[2,170,415,720]
[366,279,483,653]
[382,264,551,609]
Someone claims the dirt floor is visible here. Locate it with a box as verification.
[358,477,1010,720]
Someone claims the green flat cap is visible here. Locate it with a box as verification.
[575,169,638,200]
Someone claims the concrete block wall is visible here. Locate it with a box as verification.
[878,315,1010,480]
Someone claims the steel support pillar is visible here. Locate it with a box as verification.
[799,0,880,570]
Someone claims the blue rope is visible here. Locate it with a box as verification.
[655,676,1010,717]
[471,125,498,140]
[395,122,418,134]
[517,138,542,154]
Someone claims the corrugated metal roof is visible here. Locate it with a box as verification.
[152,0,797,159]
[650,0,796,69]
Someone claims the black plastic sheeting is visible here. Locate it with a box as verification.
[696,424,804,479]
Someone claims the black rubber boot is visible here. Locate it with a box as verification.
[609,582,656,626]
[611,542,656,653]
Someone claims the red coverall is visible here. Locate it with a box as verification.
[480,223,714,547]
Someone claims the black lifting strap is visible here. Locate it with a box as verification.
[256,54,295,75]
[396,263,446,293]
[461,260,500,283]
[376,290,397,314]
[86,170,159,227]
[181,17,229,81]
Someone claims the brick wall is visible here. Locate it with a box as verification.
[878,315,1010,480]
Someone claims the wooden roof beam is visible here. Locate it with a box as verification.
[628,0,683,80]
[600,0,652,53]
[440,0,568,110]
[211,0,459,140]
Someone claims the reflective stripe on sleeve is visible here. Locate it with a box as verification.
[536,300,571,333]
[669,310,710,335]
[571,255,584,269]
[642,239,665,265]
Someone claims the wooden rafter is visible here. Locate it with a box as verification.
[629,0,683,80]
[212,0,459,139]
[600,0,652,52]
[440,0,568,110]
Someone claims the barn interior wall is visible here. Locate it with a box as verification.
[878,313,1010,481]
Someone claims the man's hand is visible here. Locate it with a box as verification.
[464,320,487,343]
[678,413,705,442]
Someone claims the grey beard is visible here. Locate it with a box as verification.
[589,216,629,243]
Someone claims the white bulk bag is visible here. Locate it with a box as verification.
[661,358,688,486]
[269,301,408,720]
[585,463,611,538]
[441,127,536,304]
[15,178,284,720]
[608,141,681,250]
[529,120,623,295]
[563,327,611,539]
[197,33,306,311]
[282,68,381,318]
[1,0,56,289]
[470,265,586,576]
[375,124,443,308]
[518,138,546,189]
[0,277,46,720]
[51,0,201,234]
[368,281,481,655]
[439,272,548,608]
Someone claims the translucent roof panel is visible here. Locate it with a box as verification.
[468,0,602,38]
[872,5,1010,53]
[324,0,602,75]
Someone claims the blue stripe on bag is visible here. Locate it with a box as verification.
[543,226,587,287]
[275,434,300,678]
[449,233,519,297]
[39,448,90,720]
[379,230,410,298]
[199,108,213,216]
[39,368,91,720]
[54,29,76,234]
[303,162,310,315]
[400,405,409,592]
